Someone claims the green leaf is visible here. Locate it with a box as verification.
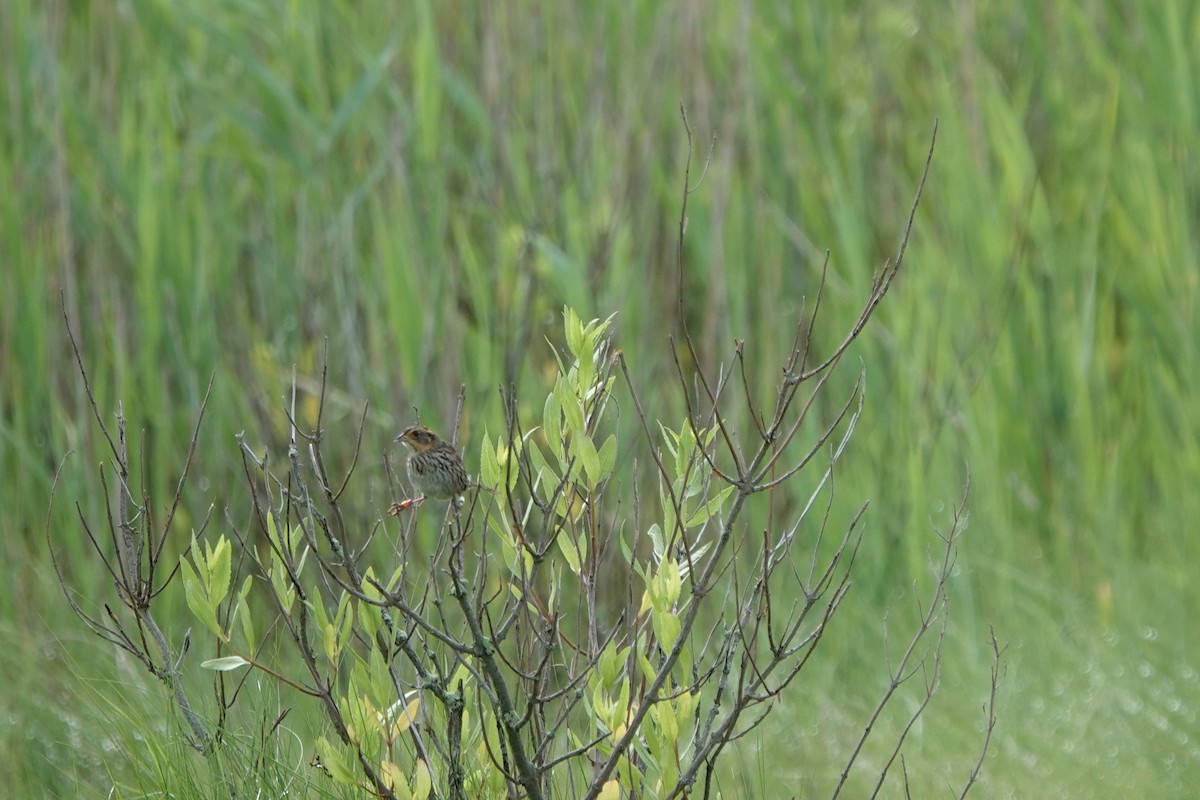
[506,433,525,492]
[577,530,589,570]
[311,593,330,630]
[181,556,223,640]
[619,530,633,564]
[598,434,617,479]
[201,655,250,672]
[653,696,679,743]
[573,433,601,487]
[598,643,626,690]
[334,593,355,654]
[310,597,337,664]
[647,523,664,563]
[529,443,570,516]
[564,306,585,361]
[556,379,585,436]
[361,566,382,601]
[578,358,595,396]
[658,559,682,606]
[288,522,305,558]
[558,534,581,575]
[383,761,412,800]
[658,422,679,460]
[638,650,658,685]
[265,511,279,550]
[358,600,378,642]
[269,561,294,615]
[386,564,405,592]
[390,697,422,736]
[479,430,498,488]
[527,433,556,487]
[661,755,681,794]
[659,481,677,549]
[543,391,563,459]
[592,686,617,731]
[236,575,255,646]
[683,464,706,499]
[323,621,338,665]
[653,609,681,652]
[676,690,698,725]
[206,536,232,607]
[685,484,735,528]
[547,565,560,609]
[367,647,393,707]
[500,526,534,577]
[316,736,357,785]
[676,424,695,478]
[412,757,432,799]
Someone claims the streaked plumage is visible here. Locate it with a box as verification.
[394,425,469,505]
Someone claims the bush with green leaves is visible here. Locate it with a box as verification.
[54,126,1000,800]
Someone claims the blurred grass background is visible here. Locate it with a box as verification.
[2,0,1198,797]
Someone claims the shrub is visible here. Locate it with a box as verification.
[52,120,1001,799]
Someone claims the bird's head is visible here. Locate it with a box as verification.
[396,425,441,452]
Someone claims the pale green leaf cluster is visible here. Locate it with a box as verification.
[180,534,232,641]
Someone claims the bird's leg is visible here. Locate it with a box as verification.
[388,496,427,516]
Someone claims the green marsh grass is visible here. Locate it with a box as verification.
[3,0,1198,796]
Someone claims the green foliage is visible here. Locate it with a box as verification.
[181,534,233,641]
[56,302,962,799]
[4,0,1199,797]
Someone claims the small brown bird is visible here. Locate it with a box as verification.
[389,425,470,514]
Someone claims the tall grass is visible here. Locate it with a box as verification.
[3,0,1197,796]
